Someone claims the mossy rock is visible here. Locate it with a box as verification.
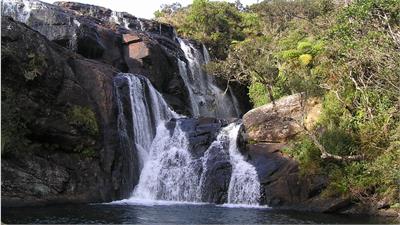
[67,106,99,136]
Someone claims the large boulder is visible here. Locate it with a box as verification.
[243,94,321,143]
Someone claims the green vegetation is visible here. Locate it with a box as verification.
[155,0,246,58]
[156,0,400,206]
[24,52,47,80]
[68,106,99,136]
[73,144,96,158]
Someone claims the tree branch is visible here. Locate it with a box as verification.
[294,96,364,162]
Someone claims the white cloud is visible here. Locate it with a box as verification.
[41,0,259,19]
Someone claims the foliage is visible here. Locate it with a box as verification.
[154,0,400,205]
[73,144,96,158]
[282,135,322,176]
[248,82,268,107]
[155,0,245,58]
[67,106,99,136]
[24,53,47,80]
[206,36,281,103]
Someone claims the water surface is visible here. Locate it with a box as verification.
[2,203,394,224]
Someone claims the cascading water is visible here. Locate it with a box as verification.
[114,73,202,202]
[226,124,260,205]
[114,73,178,171]
[177,38,241,118]
[114,73,261,206]
[130,121,200,202]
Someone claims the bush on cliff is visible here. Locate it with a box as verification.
[67,106,99,136]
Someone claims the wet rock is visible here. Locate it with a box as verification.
[246,143,334,210]
[199,142,232,203]
[168,117,224,158]
[163,117,232,203]
[76,24,105,59]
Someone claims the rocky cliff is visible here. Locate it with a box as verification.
[1,16,122,206]
[1,0,249,207]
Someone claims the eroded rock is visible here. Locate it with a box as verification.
[1,16,133,206]
[243,94,321,143]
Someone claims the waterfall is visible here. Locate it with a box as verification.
[114,74,259,205]
[177,59,200,116]
[130,121,201,202]
[4,0,260,207]
[114,73,178,170]
[227,124,260,205]
[177,38,241,118]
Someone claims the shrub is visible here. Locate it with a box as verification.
[67,106,99,136]
[282,135,322,176]
[24,53,47,80]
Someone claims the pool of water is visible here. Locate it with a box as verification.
[2,201,396,224]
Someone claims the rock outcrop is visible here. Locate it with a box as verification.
[1,16,123,206]
[1,0,191,114]
[242,143,329,209]
[243,93,321,143]
[241,94,356,212]
[2,0,251,116]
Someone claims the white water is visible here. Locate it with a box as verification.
[130,122,200,202]
[177,38,240,118]
[227,124,260,205]
[114,74,260,205]
[114,73,178,170]
[199,123,261,205]
[177,59,201,116]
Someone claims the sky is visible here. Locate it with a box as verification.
[41,0,260,19]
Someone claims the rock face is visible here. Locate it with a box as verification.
[1,14,236,206]
[1,16,123,206]
[1,0,190,114]
[1,0,251,116]
[243,94,321,143]
[244,143,329,208]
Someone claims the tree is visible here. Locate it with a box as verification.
[155,0,245,59]
[207,37,279,104]
[154,2,185,25]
